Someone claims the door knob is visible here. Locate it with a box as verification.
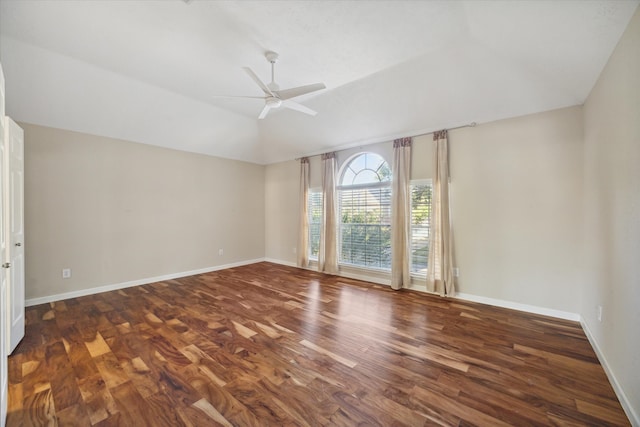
[15,242,21,246]
[2,262,10,268]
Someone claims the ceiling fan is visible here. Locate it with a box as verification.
[222,52,326,120]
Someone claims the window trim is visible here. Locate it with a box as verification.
[337,152,393,271]
[336,181,390,192]
[338,152,392,187]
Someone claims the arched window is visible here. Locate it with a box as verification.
[338,153,392,269]
[340,152,391,186]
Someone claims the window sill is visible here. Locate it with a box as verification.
[305,260,427,288]
[338,263,390,275]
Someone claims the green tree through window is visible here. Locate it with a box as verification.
[410,182,432,274]
[308,191,322,260]
[339,153,392,269]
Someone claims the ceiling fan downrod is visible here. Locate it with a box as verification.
[266,51,279,91]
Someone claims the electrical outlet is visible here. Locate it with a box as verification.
[62,268,71,279]
[597,305,603,322]
[293,247,297,254]
[453,267,460,277]
[218,249,224,256]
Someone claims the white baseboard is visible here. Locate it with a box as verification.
[454,292,580,322]
[581,319,638,426]
[25,258,265,307]
[335,269,391,287]
[264,259,580,321]
[265,258,392,286]
[263,258,296,267]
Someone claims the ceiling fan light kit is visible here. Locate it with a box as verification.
[238,51,326,119]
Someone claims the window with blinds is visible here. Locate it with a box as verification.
[338,153,392,270]
[308,190,322,260]
[410,181,432,274]
[339,185,392,269]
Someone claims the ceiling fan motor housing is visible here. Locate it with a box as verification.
[266,97,282,108]
[265,51,279,63]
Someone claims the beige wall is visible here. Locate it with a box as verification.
[265,106,584,315]
[24,123,265,300]
[450,106,584,313]
[264,159,298,263]
[582,7,640,423]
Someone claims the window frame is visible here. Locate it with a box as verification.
[337,152,393,271]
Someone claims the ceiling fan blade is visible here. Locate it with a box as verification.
[282,100,317,116]
[258,104,271,120]
[243,67,273,96]
[274,83,326,100]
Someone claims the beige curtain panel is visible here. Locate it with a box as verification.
[427,130,455,296]
[319,152,338,274]
[391,137,412,290]
[297,157,310,268]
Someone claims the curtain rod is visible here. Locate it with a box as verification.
[295,121,477,161]
[413,121,477,138]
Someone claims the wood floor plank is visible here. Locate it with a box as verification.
[49,367,83,414]
[22,388,57,427]
[413,384,512,427]
[93,353,129,390]
[109,381,172,427]
[7,262,630,426]
[142,392,191,427]
[55,403,91,427]
[575,398,631,425]
[6,383,24,427]
[120,356,159,398]
[180,364,263,426]
[83,332,111,358]
[299,339,358,368]
[191,398,234,427]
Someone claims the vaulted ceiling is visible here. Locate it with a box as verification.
[0,0,637,164]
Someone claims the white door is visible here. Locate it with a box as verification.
[0,62,8,427]
[5,117,24,354]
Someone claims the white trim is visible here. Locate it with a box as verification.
[337,181,391,191]
[581,319,638,427]
[454,292,580,321]
[266,257,393,286]
[263,257,296,267]
[406,286,580,322]
[410,178,433,186]
[339,262,391,277]
[266,258,581,322]
[406,283,436,294]
[25,258,265,307]
[337,151,392,184]
[337,269,390,286]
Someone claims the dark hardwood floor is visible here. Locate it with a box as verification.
[6,262,629,426]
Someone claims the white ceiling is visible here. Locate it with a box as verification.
[0,0,637,164]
